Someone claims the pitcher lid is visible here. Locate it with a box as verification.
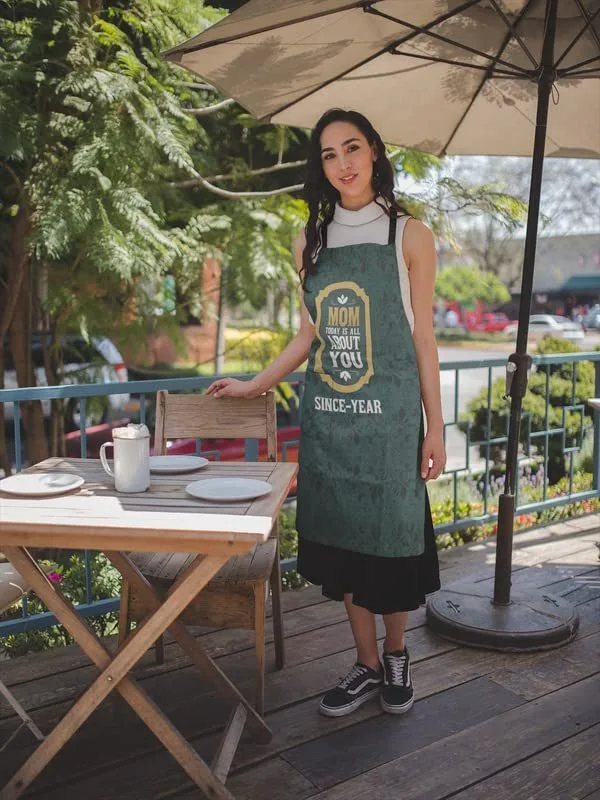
[113,423,150,439]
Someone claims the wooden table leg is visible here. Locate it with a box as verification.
[108,551,272,743]
[1,547,236,800]
[0,680,44,752]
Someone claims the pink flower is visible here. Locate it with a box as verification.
[47,572,63,584]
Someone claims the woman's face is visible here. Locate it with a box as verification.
[319,121,377,209]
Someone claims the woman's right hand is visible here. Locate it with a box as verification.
[205,377,261,399]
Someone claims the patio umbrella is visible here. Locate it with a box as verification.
[165,0,600,650]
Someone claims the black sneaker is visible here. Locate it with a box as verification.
[319,662,383,717]
[381,648,414,714]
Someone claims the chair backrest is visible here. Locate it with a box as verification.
[154,390,277,461]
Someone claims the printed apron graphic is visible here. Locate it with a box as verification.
[314,281,374,393]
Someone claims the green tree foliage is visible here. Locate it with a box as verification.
[0,0,217,465]
[435,264,510,306]
[0,0,308,467]
[0,0,527,473]
[464,337,598,484]
[0,0,226,334]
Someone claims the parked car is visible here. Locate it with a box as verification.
[503,314,585,341]
[165,382,302,495]
[63,418,133,458]
[582,305,600,331]
[472,312,512,333]
[2,335,130,425]
[166,424,301,495]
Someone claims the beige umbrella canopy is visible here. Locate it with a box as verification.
[166,0,600,651]
[165,0,600,158]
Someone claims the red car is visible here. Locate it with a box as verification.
[473,312,512,333]
[65,418,131,458]
[166,424,301,495]
[66,385,302,494]
[166,381,302,495]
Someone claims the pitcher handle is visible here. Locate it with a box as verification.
[99,442,114,477]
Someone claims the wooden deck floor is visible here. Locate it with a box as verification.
[1,514,599,800]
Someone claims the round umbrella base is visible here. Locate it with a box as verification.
[426,583,579,652]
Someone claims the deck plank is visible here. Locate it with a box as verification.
[3,512,595,689]
[0,594,357,716]
[489,630,600,700]
[447,723,600,800]
[282,678,524,789]
[0,622,453,789]
[0,605,433,726]
[1,565,595,774]
[0,518,598,800]
[0,585,330,688]
[309,673,600,800]
[225,758,317,800]
[17,595,600,800]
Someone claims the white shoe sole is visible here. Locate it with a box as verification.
[380,695,414,715]
[319,686,381,718]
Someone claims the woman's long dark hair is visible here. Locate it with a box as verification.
[301,108,408,288]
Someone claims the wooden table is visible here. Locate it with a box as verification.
[0,457,297,800]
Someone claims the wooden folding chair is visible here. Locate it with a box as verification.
[0,562,45,752]
[117,390,285,714]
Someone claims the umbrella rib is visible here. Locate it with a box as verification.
[559,53,600,73]
[562,67,600,77]
[554,2,600,69]
[264,0,486,122]
[368,4,532,77]
[390,49,527,78]
[163,1,368,57]
[486,0,538,68]
[575,0,600,53]
[439,0,538,157]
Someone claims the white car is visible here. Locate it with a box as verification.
[583,305,600,330]
[2,336,130,424]
[503,314,585,341]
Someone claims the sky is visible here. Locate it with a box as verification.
[396,155,600,239]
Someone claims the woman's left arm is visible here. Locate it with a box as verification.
[404,219,446,481]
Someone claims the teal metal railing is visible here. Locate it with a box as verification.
[1,353,599,638]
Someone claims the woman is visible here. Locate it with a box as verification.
[207,109,445,718]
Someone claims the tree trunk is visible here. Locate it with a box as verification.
[0,347,12,477]
[214,265,227,374]
[271,287,286,328]
[42,329,66,458]
[6,207,47,466]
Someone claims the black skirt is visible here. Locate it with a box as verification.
[297,491,440,615]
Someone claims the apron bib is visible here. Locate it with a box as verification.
[296,209,425,558]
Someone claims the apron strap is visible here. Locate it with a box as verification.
[388,207,398,245]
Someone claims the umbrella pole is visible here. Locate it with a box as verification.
[493,0,559,605]
[428,0,577,650]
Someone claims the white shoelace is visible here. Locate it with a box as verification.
[385,653,407,685]
[338,663,368,690]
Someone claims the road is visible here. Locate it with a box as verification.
[437,346,505,474]
[437,333,600,473]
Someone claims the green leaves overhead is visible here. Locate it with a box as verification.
[0,0,527,364]
[0,0,230,341]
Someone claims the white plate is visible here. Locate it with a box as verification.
[185,477,272,502]
[150,456,209,474]
[0,472,84,497]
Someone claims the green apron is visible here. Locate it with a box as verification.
[296,209,425,558]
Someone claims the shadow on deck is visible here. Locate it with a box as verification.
[1,514,599,800]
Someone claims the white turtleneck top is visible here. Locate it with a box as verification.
[323,199,415,332]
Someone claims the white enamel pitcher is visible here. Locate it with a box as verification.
[99,424,150,493]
